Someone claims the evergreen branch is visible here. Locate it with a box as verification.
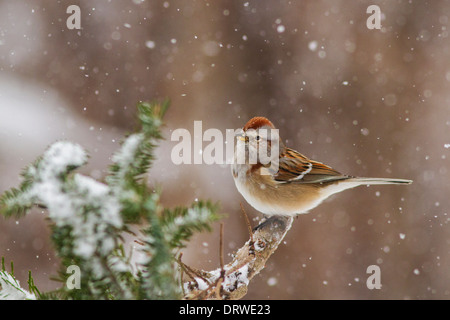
[0,260,36,300]
[0,156,44,217]
[0,141,87,217]
[0,99,223,300]
[107,100,169,185]
[139,216,181,299]
[27,271,41,298]
[0,188,35,218]
[136,195,221,299]
[136,190,181,299]
[1,141,128,299]
[162,201,221,249]
[106,100,169,223]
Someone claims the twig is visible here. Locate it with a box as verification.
[177,254,209,290]
[240,203,254,243]
[219,223,224,272]
[187,223,227,300]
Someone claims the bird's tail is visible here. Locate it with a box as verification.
[347,177,413,185]
[320,176,412,198]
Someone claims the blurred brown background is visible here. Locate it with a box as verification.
[0,0,449,299]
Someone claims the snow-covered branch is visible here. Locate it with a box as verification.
[0,270,36,300]
[183,216,293,300]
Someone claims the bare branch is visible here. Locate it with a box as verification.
[183,215,293,300]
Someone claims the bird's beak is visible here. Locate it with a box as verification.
[237,134,249,143]
[235,129,247,142]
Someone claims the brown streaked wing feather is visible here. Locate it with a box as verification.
[272,149,312,181]
[274,148,348,184]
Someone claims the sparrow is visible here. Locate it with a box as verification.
[231,116,412,217]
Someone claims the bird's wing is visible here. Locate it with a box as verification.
[273,148,349,184]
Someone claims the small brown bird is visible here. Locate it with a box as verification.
[232,117,412,217]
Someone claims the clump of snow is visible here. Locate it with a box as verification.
[253,239,266,251]
[20,141,123,263]
[184,263,250,296]
[194,278,210,291]
[39,141,87,177]
[111,134,144,177]
[222,264,249,292]
[70,174,122,258]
